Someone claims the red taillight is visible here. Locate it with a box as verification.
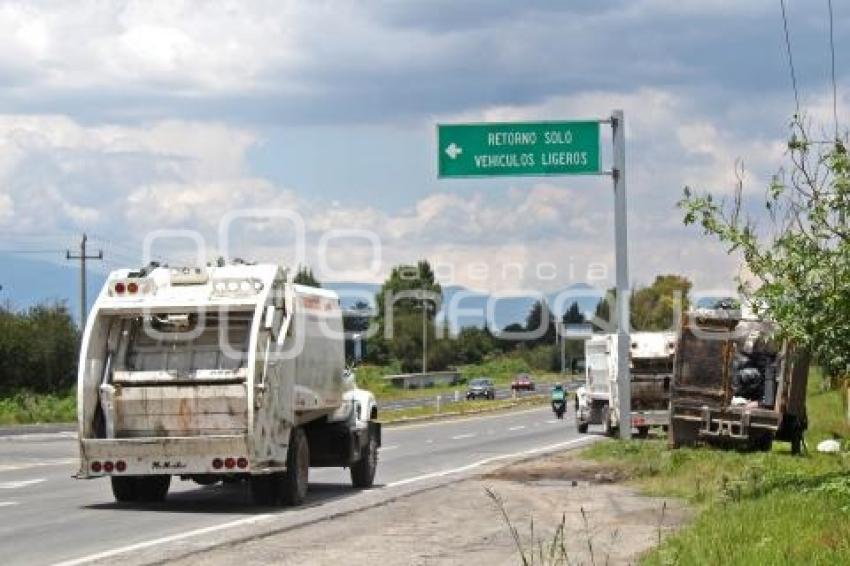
[115,460,126,472]
[212,458,223,470]
[91,461,102,473]
[103,461,114,473]
[224,457,236,469]
[114,282,126,294]
[127,281,139,294]
[236,457,248,469]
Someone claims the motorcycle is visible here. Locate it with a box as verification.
[551,398,566,419]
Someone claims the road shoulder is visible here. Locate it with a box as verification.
[158,447,690,566]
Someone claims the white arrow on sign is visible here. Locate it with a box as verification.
[444,142,463,160]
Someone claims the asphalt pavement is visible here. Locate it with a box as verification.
[0,405,598,566]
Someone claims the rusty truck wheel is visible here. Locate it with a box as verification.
[280,427,309,506]
[669,420,699,448]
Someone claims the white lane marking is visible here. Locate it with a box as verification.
[54,435,597,566]
[0,458,75,473]
[0,501,18,507]
[51,513,275,566]
[508,425,525,431]
[387,436,597,488]
[0,478,46,489]
[379,445,399,452]
[450,433,476,440]
[0,431,77,441]
[545,420,557,424]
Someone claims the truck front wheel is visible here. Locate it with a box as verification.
[351,433,378,488]
[280,427,309,506]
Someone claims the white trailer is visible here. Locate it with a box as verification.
[75,263,380,505]
[576,331,675,437]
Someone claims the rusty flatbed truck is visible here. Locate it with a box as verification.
[669,309,809,453]
[75,263,380,505]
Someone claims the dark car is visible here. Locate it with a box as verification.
[466,378,496,400]
[511,373,536,391]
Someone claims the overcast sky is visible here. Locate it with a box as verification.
[0,0,847,298]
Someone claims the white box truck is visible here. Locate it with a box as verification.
[75,263,380,506]
[575,331,675,437]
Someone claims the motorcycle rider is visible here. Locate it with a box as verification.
[551,383,567,418]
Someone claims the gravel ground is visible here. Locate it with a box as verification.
[170,451,690,566]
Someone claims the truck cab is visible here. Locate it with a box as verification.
[76,263,380,505]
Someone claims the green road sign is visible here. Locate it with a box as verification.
[438,120,600,178]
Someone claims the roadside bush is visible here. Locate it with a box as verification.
[0,303,79,394]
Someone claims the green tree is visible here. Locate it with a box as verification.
[292,265,321,287]
[562,301,586,325]
[679,118,849,384]
[524,300,556,345]
[0,303,79,394]
[630,275,691,331]
[367,260,443,372]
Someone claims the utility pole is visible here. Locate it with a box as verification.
[67,233,103,330]
[612,110,631,440]
[421,298,429,374]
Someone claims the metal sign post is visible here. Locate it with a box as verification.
[611,110,631,440]
[438,112,631,438]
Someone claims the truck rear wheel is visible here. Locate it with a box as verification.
[280,427,309,506]
[250,474,279,506]
[636,426,650,439]
[111,476,138,502]
[351,433,378,488]
[137,475,170,502]
[111,475,170,502]
[576,421,589,434]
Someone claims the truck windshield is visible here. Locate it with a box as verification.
[120,310,254,373]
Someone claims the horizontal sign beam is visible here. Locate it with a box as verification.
[438,120,601,178]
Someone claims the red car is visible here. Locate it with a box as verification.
[511,373,536,391]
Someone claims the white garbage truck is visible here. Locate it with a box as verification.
[75,263,380,506]
[575,331,675,437]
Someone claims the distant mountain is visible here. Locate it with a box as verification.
[327,281,603,331]
[0,255,604,330]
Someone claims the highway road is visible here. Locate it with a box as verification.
[381,380,581,410]
[0,406,598,566]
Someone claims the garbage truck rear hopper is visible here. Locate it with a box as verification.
[75,263,380,505]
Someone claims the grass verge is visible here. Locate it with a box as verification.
[581,368,850,565]
[0,390,76,425]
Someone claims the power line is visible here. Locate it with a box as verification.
[828,0,839,140]
[780,0,801,116]
[0,248,67,254]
